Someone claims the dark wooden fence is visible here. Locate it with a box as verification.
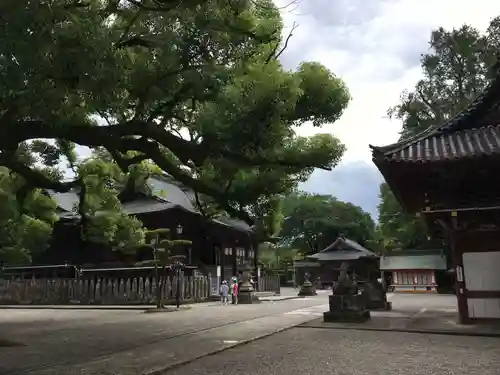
[0,275,280,305]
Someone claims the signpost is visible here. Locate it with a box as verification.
[216,265,221,290]
[257,267,261,292]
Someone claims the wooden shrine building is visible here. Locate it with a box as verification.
[380,250,448,293]
[37,174,258,281]
[294,236,379,288]
[370,66,500,323]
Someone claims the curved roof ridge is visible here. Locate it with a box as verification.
[371,55,500,157]
[369,125,438,157]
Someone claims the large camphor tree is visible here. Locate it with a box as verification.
[0,0,350,262]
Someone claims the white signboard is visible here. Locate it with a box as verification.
[216,265,221,277]
[210,276,219,296]
[257,267,261,277]
[456,266,464,282]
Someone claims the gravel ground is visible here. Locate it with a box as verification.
[165,328,500,375]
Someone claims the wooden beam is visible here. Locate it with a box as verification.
[421,205,500,214]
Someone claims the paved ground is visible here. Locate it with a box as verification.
[165,328,500,375]
[0,292,330,375]
[292,293,500,336]
[2,292,495,375]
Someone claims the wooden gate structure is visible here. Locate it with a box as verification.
[370,62,500,323]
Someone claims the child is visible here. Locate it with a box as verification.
[230,277,239,305]
[220,280,229,305]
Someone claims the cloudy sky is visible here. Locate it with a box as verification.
[276,0,500,219]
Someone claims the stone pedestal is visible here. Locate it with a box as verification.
[238,284,261,304]
[362,282,392,311]
[298,279,317,296]
[237,264,260,304]
[323,294,371,323]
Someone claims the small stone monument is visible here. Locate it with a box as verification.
[362,278,392,311]
[238,263,260,304]
[323,262,370,323]
[298,272,317,296]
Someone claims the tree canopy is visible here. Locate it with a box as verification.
[278,192,375,255]
[388,18,500,139]
[377,17,500,251]
[0,0,349,229]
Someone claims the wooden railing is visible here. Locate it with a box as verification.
[0,274,281,305]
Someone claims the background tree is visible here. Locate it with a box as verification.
[0,0,350,240]
[278,192,375,255]
[388,19,500,139]
[377,183,434,251]
[377,17,500,250]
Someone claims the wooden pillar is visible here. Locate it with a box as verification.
[253,243,258,271]
[232,245,237,276]
[450,229,469,324]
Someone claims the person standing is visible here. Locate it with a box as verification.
[230,277,239,305]
[220,280,229,305]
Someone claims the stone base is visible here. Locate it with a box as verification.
[238,291,261,304]
[323,309,371,323]
[298,285,317,296]
[329,294,367,311]
[367,301,392,311]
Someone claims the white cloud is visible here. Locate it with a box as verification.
[277,0,500,162]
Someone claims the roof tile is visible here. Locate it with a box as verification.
[384,125,500,162]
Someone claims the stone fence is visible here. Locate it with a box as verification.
[0,275,280,305]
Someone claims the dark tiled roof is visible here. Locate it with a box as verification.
[308,251,373,261]
[308,236,378,261]
[380,254,447,270]
[370,62,500,162]
[376,125,500,162]
[48,175,253,233]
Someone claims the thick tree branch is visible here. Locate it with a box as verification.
[0,151,78,192]
[0,117,331,224]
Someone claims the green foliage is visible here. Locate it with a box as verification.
[377,183,434,251]
[138,228,192,266]
[0,0,350,229]
[258,243,302,269]
[278,192,375,255]
[0,168,57,265]
[76,158,147,252]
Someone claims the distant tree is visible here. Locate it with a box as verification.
[377,183,434,251]
[278,192,375,255]
[388,19,500,139]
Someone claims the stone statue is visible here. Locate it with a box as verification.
[323,261,370,323]
[332,262,358,295]
[298,271,317,296]
[361,275,392,311]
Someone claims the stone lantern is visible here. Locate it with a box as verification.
[238,263,260,304]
